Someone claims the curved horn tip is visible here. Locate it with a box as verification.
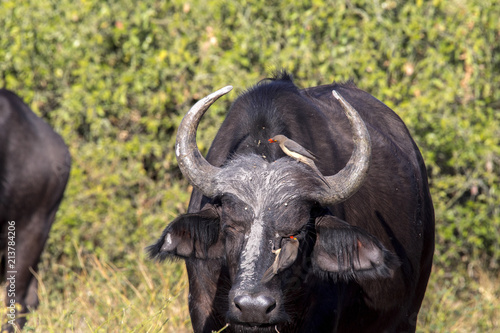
[191,86,233,112]
[332,90,357,114]
[332,89,341,100]
[212,85,233,97]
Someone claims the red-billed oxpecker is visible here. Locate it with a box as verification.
[268,134,329,187]
[261,236,300,284]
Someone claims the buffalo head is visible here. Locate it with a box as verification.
[149,86,399,330]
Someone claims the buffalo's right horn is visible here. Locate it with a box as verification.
[175,86,233,197]
[309,90,372,205]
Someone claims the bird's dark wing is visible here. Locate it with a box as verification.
[261,248,281,283]
[283,139,317,160]
[309,163,331,188]
[276,239,299,272]
[261,265,276,283]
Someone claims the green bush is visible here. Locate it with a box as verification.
[0,0,499,288]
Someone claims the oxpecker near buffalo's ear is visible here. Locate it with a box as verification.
[312,215,400,281]
[261,236,300,283]
[269,135,329,187]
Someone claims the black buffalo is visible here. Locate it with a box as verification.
[0,89,71,331]
[149,72,434,332]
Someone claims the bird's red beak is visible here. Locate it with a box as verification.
[268,138,276,143]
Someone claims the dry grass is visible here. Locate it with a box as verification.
[1,251,498,332]
[417,266,499,333]
[1,250,191,333]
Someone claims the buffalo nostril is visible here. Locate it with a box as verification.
[233,294,277,323]
[266,301,276,314]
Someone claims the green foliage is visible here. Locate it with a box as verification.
[0,0,499,330]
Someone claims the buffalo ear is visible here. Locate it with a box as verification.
[147,206,224,260]
[312,215,399,281]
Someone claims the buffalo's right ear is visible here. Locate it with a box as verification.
[312,215,400,281]
[147,205,224,260]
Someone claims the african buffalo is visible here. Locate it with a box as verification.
[0,89,71,331]
[149,72,434,332]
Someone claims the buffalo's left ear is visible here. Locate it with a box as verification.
[312,215,399,281]
[147,205,224,261]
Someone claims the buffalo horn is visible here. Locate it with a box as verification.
[311,90,372,205]
[175,86,233,197]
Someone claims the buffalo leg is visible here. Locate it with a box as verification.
[2,210,54,332]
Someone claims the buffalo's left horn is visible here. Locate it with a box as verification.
[175,86,233,197]
[310,90,372,205]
